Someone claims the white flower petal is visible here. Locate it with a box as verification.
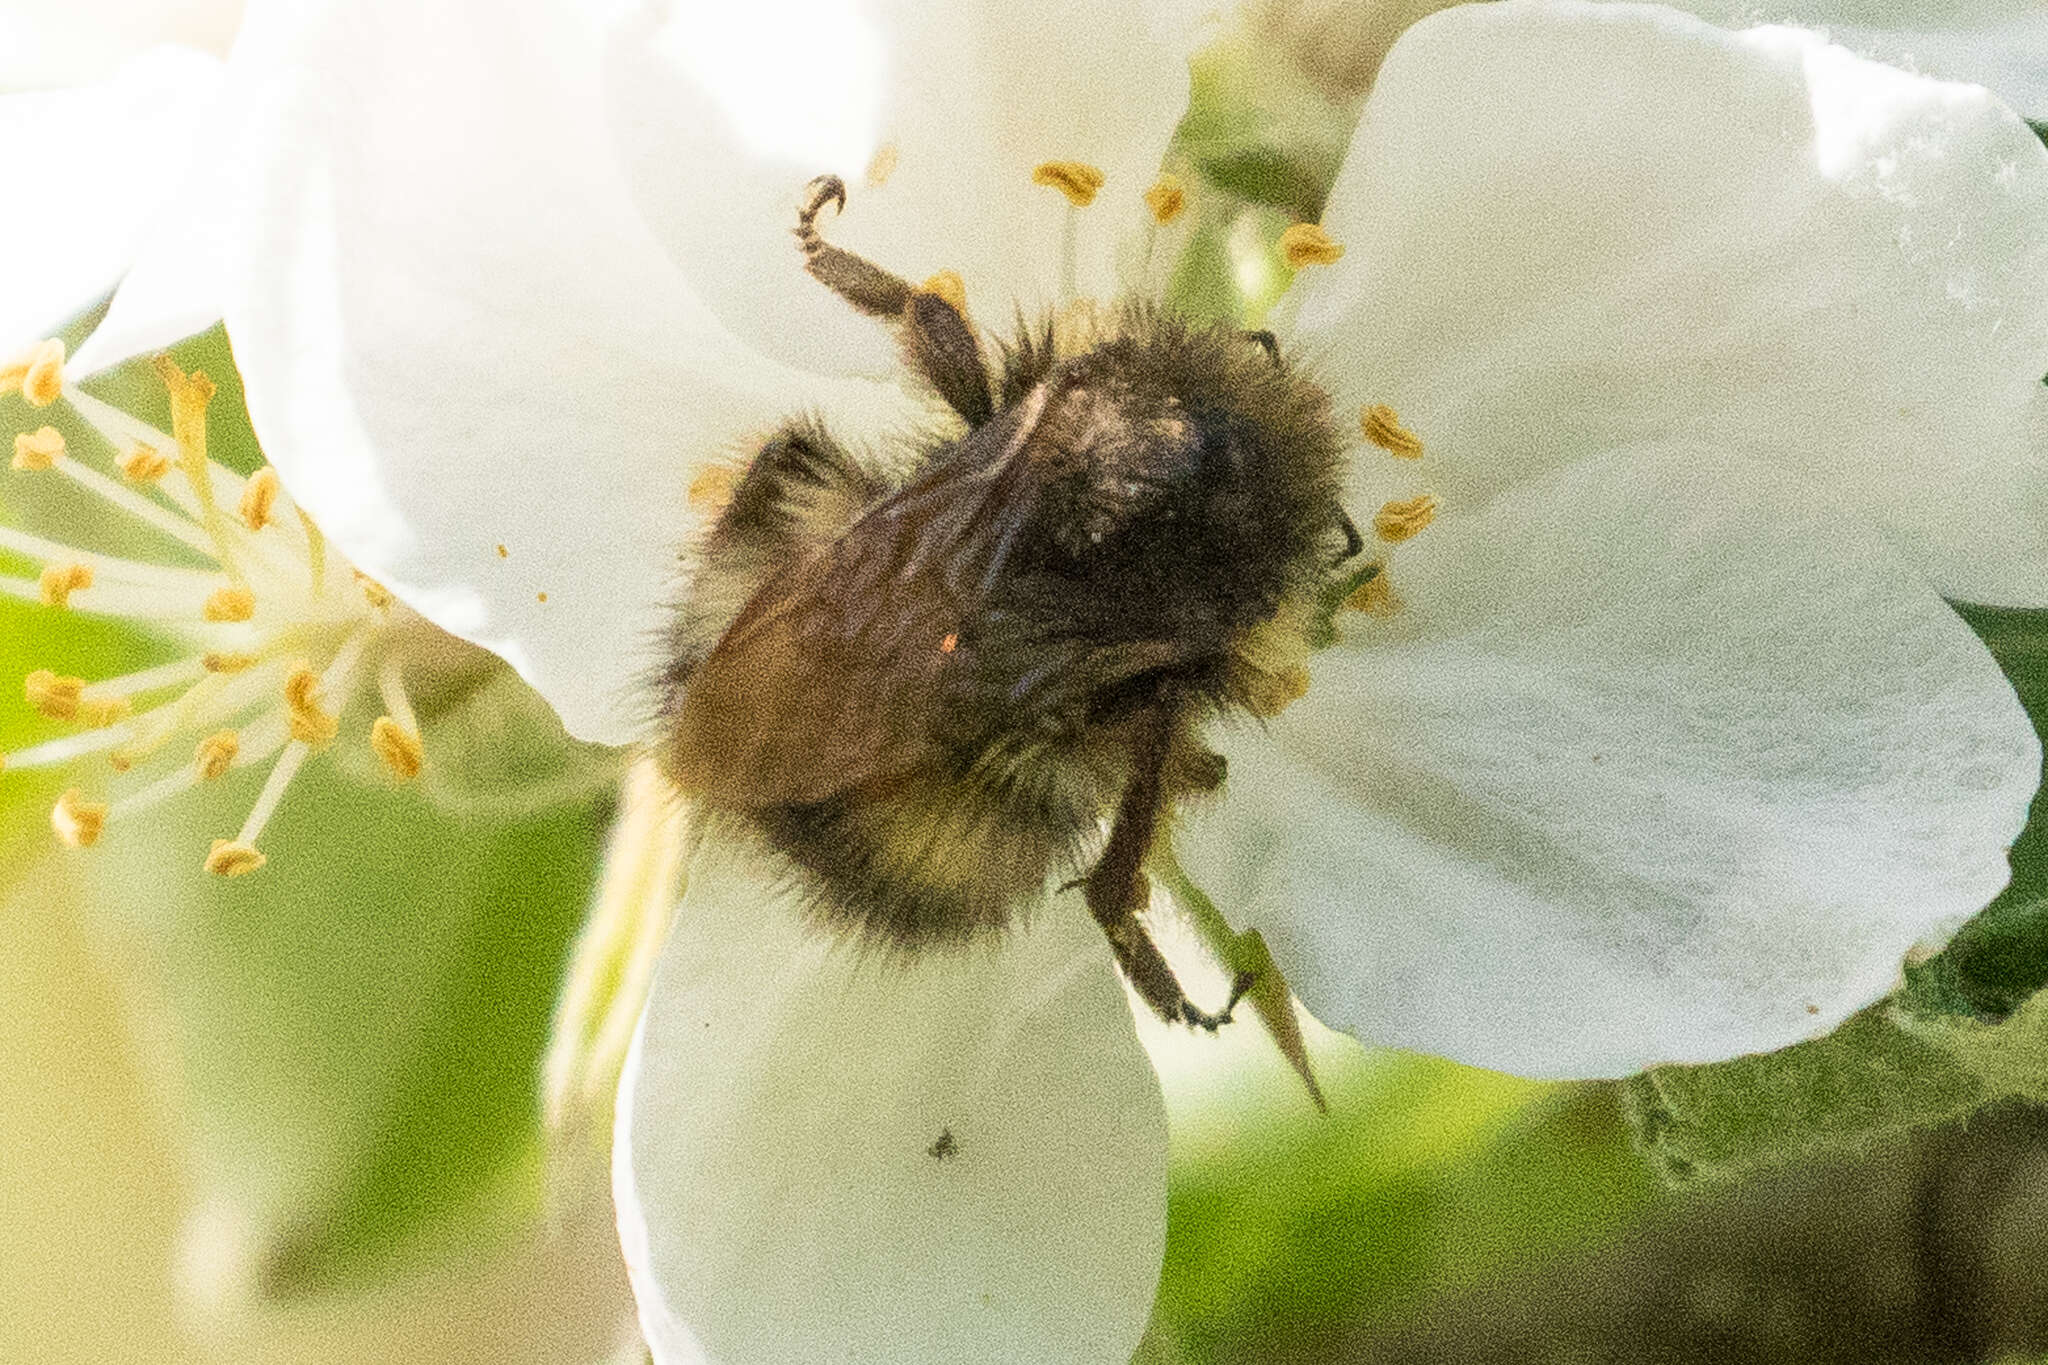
[1292,0,2048,606]
[1667,1,2048,118]
[603,0,1208,377]
[219,0,910,744]
[0,0,239,89]
[0,47,222,354]
[616,835,1167,1365]
[1179,448,2039,1079]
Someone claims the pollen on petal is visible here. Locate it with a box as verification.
[919,270,968,314]
[25,669,84,721]
[1374,494,1438,544]
[1279,223,1344,269]
[52,788,106,848]
[195,730,239,781]
[202,651,258,674]
[205,839,266,877]
[203,586,256,622]
[20,339,66,407]
[1143,174,1186,225]
[38,563,93,608]
[239,466,282,531]
[12,426,66,471]
[1033,160,1106,207]
[370,715,423,780]
[116,442,172,482]
[1360,404,1424,458]
[284,666,339,748]
[864,141,899,187]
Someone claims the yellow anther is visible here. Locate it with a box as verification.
[1360,404,1424,458]
[76,694,131,729]
[25,669,83,721]
[355,570,392,609]
[37,562,93,608]
[1374,494,1438,544]
[919,270,968,314]
[19,338,66,407]
[283,665,339,748]
[205,839,266,877]
[688,465,737,513]
[370,715,424,780]
[194,730,239,781]
[239,466,282,531]
[116,441,172,482]
[203,586,256,622]
[1346,569,1398,616]
[1279,223,1344,269]
[1032,160,1106,207]
[52,788,106,848]
[1247,663,1313,718]
[11,426,66,471]
[202,651,259,674]
[1143,174,1186,225]
[865,141,900,187]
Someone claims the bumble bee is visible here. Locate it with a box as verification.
[655,175,1357,1029]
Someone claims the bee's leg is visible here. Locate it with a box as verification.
[796,175,994,427]
[1083,709,1255,1032]
[1242,329,1281,364]
[717,418,888,556]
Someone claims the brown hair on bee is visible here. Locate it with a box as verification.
[653,176,1355,1029]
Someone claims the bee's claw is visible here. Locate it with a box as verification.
[800,174,847,227]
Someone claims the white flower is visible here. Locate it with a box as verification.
[8,0,2048,1362]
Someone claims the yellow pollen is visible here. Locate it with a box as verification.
[116,441,172,482]
[864,141,900,187]
[25,669,84,721]
[495,543,509,558]
[1346,570,1398,616]
[919,270,968,314]
[1143,174,1186,225]
[52,788,106,848]
[688,465,737,513]
[939,632,959,654]
[1374,494,1438,544]
[537,591,548,604]
[203,586,256,622]
[370,716,424,780]
[354,571,393,609]
[77,694,131,729]
[1361,404,1424,458]
[1032,160,1106,207]
[239,466,282,530]
[202,651,259,674]
[37,562,93,608]
[283,665,339,748]
[11,426,66,471]
[108,748,135,773]
[194,730,239,781]
[1278,223,1344,269]
[19,338,66,407]
[205,840,266,877]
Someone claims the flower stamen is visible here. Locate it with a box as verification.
[1374,494,1438,544]
[238,466,282,531]
[1032,160,1105,207]
[371,652,424,780]
[51,787,106,847]
[1143,174,1186,226]
[1361,403,1424,458]
[38,562,92,608]
[1279,223,1344,269]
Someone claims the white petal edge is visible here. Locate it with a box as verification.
[616,834,1168,1365]
[601,0,1210,378]
[1179,447,2040,1079]
[218,0,916,745]
[0,47,222,355]
[0,0,239,90]
[1291,0,2048,607]
[1664,1,2048,118]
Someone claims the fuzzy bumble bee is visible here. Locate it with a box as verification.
[655,176,1358,1027]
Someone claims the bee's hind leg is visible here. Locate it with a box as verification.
[795,175,994,427]
[1082,708,1256,1032]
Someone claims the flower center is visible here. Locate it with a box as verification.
[1,341,430,875]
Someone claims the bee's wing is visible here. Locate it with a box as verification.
[669,390,1056,808]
